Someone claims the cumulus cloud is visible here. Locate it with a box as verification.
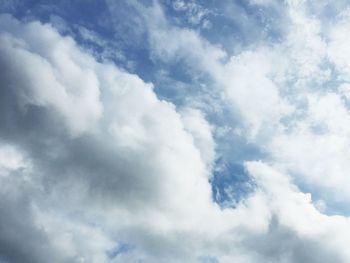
[2,1,350,262]
[0,13,219,262]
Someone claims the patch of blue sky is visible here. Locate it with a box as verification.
[107,242,134,259]
[211,158,256,208]
[198,255,219,263]
[207,105,269,208]
[153,65,216,108]
[0,1,150,73]
[0,0,106,27]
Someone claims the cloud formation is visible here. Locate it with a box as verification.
[2,0,350,262]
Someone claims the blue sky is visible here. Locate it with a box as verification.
[2,0,350,262]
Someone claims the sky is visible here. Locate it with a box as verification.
[1,0,350,262]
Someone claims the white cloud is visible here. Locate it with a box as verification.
[0,143,28,176]
[0,14,102,137]
[3,2,350,262]
[0,14,219,262]
[268,92,350,201]
[180,108,216,169]
[328,9,350,82]
[219,50,294,138]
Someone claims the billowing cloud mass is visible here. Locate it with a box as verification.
[2,0,350,262]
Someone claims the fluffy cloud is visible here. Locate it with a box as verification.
[0,15,102,137]
[0,13,219,262]
[2,1,350,262]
